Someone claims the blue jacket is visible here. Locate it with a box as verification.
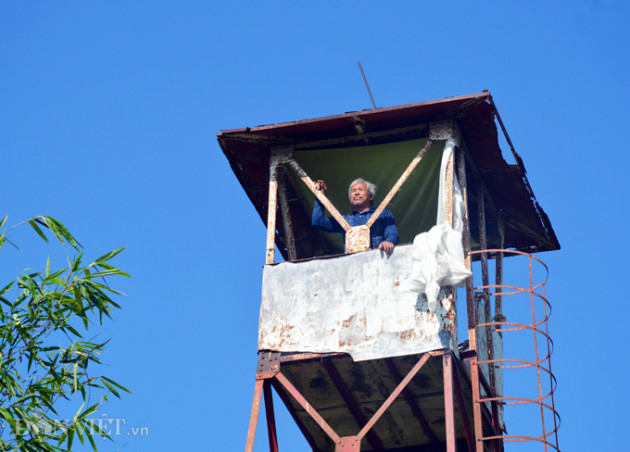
[312,200,399,249]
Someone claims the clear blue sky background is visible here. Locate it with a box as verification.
[1,1,628,451]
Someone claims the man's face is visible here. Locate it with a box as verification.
[349,182,373,211]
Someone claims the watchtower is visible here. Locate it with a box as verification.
[218,91,561,451]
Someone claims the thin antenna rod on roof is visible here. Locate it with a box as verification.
[358,60,377,109]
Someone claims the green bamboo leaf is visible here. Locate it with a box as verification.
[72,402,85,423]
[101,376,132,395]
[5,236,20,250]
[47,268,67,280]
[0,407,16,431]
[94,247,126,264]
[64,325,83,338]
[37,216,82,250]
[89,269,131,278]
[100,377,120,398]
[28,219,49,243]
[86,417,111,439]
[67,426,75,449]
[81,403,100,419]
[71,252,84,272]
[75,420,85,445]
[1,211,129,451]
[86,422,98,451]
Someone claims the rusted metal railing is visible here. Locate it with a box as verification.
[470,249,560,451]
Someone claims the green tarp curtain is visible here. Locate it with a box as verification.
[291,138,445,253]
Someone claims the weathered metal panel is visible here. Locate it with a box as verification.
[259,244,457,361]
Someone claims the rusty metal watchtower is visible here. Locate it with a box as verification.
[218,91,561,451]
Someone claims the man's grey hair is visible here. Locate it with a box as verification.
[348,178,376,199]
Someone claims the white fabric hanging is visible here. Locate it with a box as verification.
[406,138,471,310]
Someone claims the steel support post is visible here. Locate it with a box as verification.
[265,163,279,265]
[456,148,484,452]
[477,189,499,447]
[443,352,457,452]
[263,381,279,452]
[245,379,264,452]
[456,147,476,350]
[470,357,485,452]
[495,215,505,323]
[444,144,454,227]
[477,187,495,397]
[452,360,475,452]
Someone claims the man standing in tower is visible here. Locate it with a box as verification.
[312,178,398,253]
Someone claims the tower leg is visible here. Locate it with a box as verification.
[443,352,457,452]
[471,358,485,452]
[264,380,279,452]
[245,379,264,452]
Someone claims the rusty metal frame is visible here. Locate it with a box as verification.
[285,155,352,232]
[456,138,486,452]
[477,184,497,437]
[443,352,457,452]
[244,349,502,451]
[246,351,457,451]
[444,149,455,227]
[470,249,560,452]
[452,359,475,452]
[265,162,279,264]
[254,117,560,451]
[265,148,351,263]
[264,134,439,262]
[495,214,505,323]
[263,381,279,452]
[245,379,264,452]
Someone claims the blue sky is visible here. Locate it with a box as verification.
[1,1,628,450]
